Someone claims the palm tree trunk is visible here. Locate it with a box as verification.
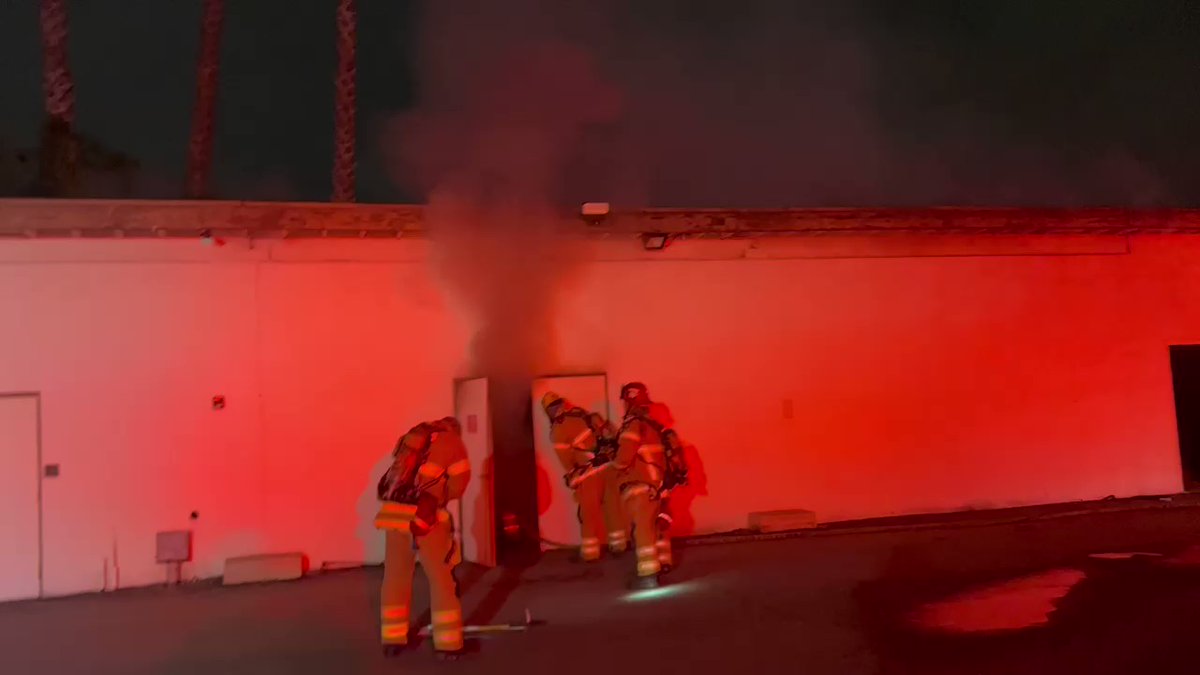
[332,0,357,202]
[38,0,78,197]
[186,0,226,199]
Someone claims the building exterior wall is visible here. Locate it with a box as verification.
[0,219,1195,596]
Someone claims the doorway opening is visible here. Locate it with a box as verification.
[1168,346,1200,491]
[453,373,614,567]
[0,392,43,601]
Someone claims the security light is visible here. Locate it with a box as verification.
[641,233,669,251]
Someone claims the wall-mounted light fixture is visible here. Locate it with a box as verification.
[581,202,610,226]
[641,232,670,251]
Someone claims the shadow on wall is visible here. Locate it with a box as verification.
[670,442,709,537]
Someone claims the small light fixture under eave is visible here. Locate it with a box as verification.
[581,201,610,227]
[641,232,670,251]
[582,201,610,217]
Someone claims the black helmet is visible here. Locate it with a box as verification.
[620,382,651,406]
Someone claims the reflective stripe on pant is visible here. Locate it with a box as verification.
[379,519,463,651]
[604,471,630,552]
[608,529,629,553]
[575,470,607,561]
[623,485,661,578]
[432,609,464,653]
[656,498,673,567]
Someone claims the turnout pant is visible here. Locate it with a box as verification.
[575,469,630,559]
[656,497,674,569]
[379,515,463,652]
[604,471,631,553]
[576,470,607,561]
[623,485,664,578]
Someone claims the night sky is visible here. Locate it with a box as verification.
[1,1,1198,207]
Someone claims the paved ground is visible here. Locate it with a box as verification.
[3,505,1200,675]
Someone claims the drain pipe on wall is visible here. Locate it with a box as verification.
[111,536,120,591]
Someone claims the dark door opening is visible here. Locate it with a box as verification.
[1168,345,1200,490]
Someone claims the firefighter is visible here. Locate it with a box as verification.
[610,382,672,588]
[644,399,680,573]
[374,416,471,659]
[542,393,628,560]
[589,411,631,555]
[616,383,687,577]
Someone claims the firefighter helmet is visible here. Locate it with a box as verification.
[541,392,566,415]
[620,382,651,406]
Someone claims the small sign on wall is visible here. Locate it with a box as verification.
[156,530,193,563]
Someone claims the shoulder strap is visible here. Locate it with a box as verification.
[628,409,667,434]
[561,407,603,434]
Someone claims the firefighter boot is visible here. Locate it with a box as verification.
[625,487,663,588]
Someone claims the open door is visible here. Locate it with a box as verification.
[1170,346,1200,491]
[454,377,496,567]
[530,374,610,549]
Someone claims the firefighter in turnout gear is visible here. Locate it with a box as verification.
[645,399,687,573]
[374,417,471,658]
[611,382,676,588]
[589,411,631,555]
[542,392,629,561]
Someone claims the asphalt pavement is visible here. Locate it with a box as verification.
[2,504,1199,674]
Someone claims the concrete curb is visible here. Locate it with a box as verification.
[678,496,1196,548]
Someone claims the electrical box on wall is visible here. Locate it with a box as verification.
[156,530,193,563]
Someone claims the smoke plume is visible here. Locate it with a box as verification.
[391,1,1169,214]
[388,0,1173,374]
[389,1,621,379]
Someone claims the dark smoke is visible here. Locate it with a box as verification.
[594,1,1170,207]
[388,1,619,379]
[387,1,623,562]
[388,0,1167,377]
[387,0,1186,371]
[390,1,1181,212]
